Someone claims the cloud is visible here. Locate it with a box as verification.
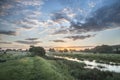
[15,40,41,45]
[0,30,17,36]
[0,0,13,16]
[70,1,120,32]
[51,40,65,43]
[51,1,120,34]
[15,0,44,6]
[54,46,94,48]
[25,38,38,41]
[0,41,12,44]
[88,2,96,8]
[0,0,44,33]
[64,34,95,40]
[53,29,68,34]
[0,3,13,9]
[15,18,41,30]
[52,8,74,22]
[0,0,43,19]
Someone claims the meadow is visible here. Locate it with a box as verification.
[0,51,120,80]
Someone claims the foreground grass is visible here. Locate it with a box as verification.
[0,56,73,80]
[53,53,120,64]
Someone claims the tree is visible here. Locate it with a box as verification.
[69,49,76,52]
[29,46,46,57]
[63,49,68,52]
[49,48,56,52]
[59,50,63,53]
[93,45,112,53]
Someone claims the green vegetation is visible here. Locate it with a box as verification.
[0,52,120,80]
[0,51,31,61]
[29,46,46,57]
[53,53,120,64]
[55,59,120,80]
[0,56,73,80]
[49,48,56,52]
[81,44,120,53]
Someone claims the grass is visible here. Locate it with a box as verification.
[53,53,120,64]
[0,56,73,80]
[0,51,31,60]
[0,52,120,80]
[54,59,120,80]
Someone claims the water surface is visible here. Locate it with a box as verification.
[54,56,120,73]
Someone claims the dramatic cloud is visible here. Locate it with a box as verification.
[0,0,43,31]
[15,0,44,6]
[0,30,17,36]
[15,18,41,30]
[51,40,65,43]
[52,0,120,34]
[71,1,120,32]
[0,0,120,49]
[0,41,12,44]
[52,8,74,22]
[15,40,41,45]
[0,0,43,16]
[64,34,95,40]
[25,38,38,41]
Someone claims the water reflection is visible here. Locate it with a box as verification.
[54,56,120,73]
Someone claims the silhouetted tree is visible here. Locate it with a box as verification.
[29,46,46,57]
[63,49,68,52]
[84,48,91,52]
[6,49,12,51]
[93,45,112,53]
[49,48,55,52]
[59,50,63,53]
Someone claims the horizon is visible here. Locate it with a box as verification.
[0,44,120,51]
[0,0,120,50]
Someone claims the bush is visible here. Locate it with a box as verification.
[29,46,46,57]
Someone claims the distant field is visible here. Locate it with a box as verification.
[0,51,120,80]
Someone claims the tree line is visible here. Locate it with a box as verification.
[48,45,120,54]
[83,45,120,54]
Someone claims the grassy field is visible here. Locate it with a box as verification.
[53,52,120,64]
[0,52,120,80]
[0,56,73,80]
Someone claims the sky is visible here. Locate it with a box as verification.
[0,0,120,50]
